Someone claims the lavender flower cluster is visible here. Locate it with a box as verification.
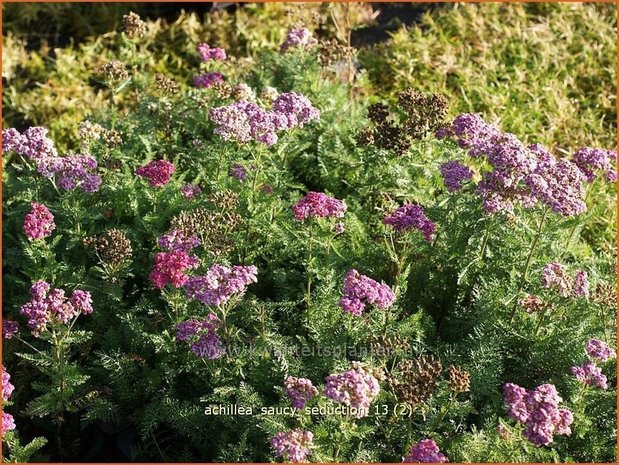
[175,314,224,359]
[339,269,395,316]
[383,204,436,241]
[402,438,447,463]
[157,229,201,252]
[572,147,617,183]
[2,127,57,160]
[2,320,19,340]
[135,160,176,187]
[284,376,318,408]
[324,362,380,418]
[439,160,473,192]
[193,72,225,88]
[2,366,16,435]
[20,281,93,336]
[209,92,320,146]
[437,113,597,216]
[279,28,318,53]
[23,202,56,241]
[180,183,202,199]
[37,154,102,192]
[571,339,614,389]
[503,383,573,446]
[184,264,258,306]
[271,429,313,463]
[541,263,589,298]
[292,192,347,221]
[196,43,226,61]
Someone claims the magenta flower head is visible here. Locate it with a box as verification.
[2,366,15,402]
[135,160,175,187]
[271,429,313,462]
[280,28,318,53]
[23,202,55,240]
[180,183,202,199]
[440,160,473,192]
[193,72,225,88]
[196,43,226,61]
[572,146,617,183]
[2,412,16,434]
[284,376,318,409]
[585,339,614,363]
[149,251,199,289]
[339,269,395,316]
[384,204,436,241]
[184,264,258,307]
[2,320,19,340]
[292,192,346,221]
[572,361,608,389]
[402,438,447,463]
[324,362,380,418]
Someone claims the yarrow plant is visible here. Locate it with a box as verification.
[37,154,102,192]
[384,203,436,241]
[439,160,473,192]
[280,27,318,53]
[149,251,199,289]
[271,429,313,463]
[184,264,257,307]
[193,72,225,88]
[2,127,57,160]
[585,338,615,362]
[292,192,347,221]
[196,42,226,61]
[339,269,395,316]
[324,362,380,418]
[175,314,225,359]
[402,438,447,463]
[284,376,318,409]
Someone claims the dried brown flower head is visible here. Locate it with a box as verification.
[389,355,442,408]
[97,60,129,86]
[318,39,355,67]
[593,282,617,309]
[369,333,411,358]
[84,228,132,268]
[155,73,180,94]
[447,365,470,393]
[518,294,548,314]
[398,89,448,139]
[121,11,146,38]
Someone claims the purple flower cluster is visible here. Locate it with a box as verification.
[402,439,447,463]
[284,376,318,409]
[292,192,347,221]
[438,114,587,216]
[324,362,380,418]
[271,429,313,463]
[135,160,175,187]
[2,127,57,160]
[196,43,226,61]
[2,320,19,339]
[23,202,55,240]
[503,383,573,446]
[572,147,617,183]
[180,183,202,199]
[37,155,102,192]
[20,281,93,335]
[157,229,201,252]
[2,366,14,402]
[175,313,224,359]
[184,264,258,306]
[193,72,225,88]
[439,160,473,192]
[541,263,589,298]
[383,204,436,241]
[149,251,199,289]
[586,338,615,362]
[572,361,607,389]
[339,269,395,316]
[280,28,318,53]
[2,412,16,435]
[210,92,319,146]
[229,163,248,181]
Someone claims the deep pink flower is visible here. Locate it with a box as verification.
[135,160,175,187]
[403,439,447,463]
[149,251,199,289]
[292,192,346,221]
[23,202,55,240]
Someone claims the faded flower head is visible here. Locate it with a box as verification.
[271,429,313,462]
[155,73,180,94]
[519,294,547,314]
[324,362,380,418]
[284,376,318,409]
[121,11,146,38]
[541,262,572,297]
[84,228,133,268]
[390,355,442,408]
[447,365,470,393]
[98,60,129,85]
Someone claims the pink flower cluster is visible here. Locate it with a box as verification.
[572,147,617,183]
[175,313,224,359]
[149,251,199,289]
[180,183,202,199]
[439,160,473,192]
[324,362,380,418]
[292,192,347,221]
[384,204,436,241]
[2,127,57,160]
[184,264,258,306]
[157,229,201,252]
[586,338,615,362]
[135,160,175,187]
[193,72,225,88]
[37,154,102,192]
[271,429,313,463]
[280,28,318,53]
[23,202,55,240]
[541,263,589,298]
[571,361,607,389]
[197,43,226,61]
[402,439,447,463]
[339,269,395,316]
[2,320,19,339]
[210,92,319,146]
[20,280,93,335]
[503,383,573,446]
[2,366,15,435]
[284,376,318,408]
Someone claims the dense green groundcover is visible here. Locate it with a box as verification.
[2,4,617,463]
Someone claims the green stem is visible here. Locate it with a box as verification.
[306,223,314,312]
[534,308,547,337]
[509,207,549,323]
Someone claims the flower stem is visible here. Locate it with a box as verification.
[306,223,314,316]
[509,207,549,323]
